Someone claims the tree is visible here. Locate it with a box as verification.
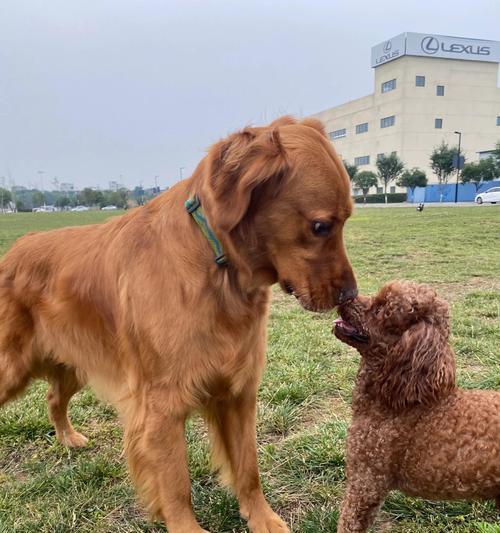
[343,161,358,181]
[132,186,145,206]
[429,142,459,201]
[78,187,103,207]
[460,158,497,191]
[376,153,404,204]
[32,191,46,208]
[492,141,500,174]
[55,196,71,208]
[0,188,12,210]
[397,168,427,196]
[352,171,378,204]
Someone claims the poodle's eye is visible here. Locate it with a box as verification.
[311,220,332,237]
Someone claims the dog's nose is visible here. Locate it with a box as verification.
[338,286,358,304]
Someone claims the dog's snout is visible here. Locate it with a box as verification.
[338,286,358,305]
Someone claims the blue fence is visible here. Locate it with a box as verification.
[408,180,500,203]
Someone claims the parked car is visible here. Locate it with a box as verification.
[32,205,56,213]
[71,205,89,212]
[101,205,117,210]
[475,187,500,204]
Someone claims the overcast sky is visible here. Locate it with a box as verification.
[1,0,499,190]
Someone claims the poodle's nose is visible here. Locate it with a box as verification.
[338,286,358,305]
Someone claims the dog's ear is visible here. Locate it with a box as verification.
[300,118,327,137]
[205,126,288,233]
[378,319,456,410]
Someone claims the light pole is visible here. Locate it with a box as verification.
[179,167,185,181]
[454,131,462,203]
[154,175,159,194]
[37,170,45,207]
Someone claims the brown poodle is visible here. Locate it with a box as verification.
[333,280,500,532]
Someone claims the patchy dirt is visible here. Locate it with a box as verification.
[433,277,500,302]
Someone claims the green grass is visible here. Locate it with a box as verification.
[0,206,499,532]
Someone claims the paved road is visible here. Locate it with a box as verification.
[354,202,499,208]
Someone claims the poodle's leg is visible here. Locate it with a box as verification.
[205,390,289,533]
[46,364,88,448]
[337,472,388,533]
[123,392,208,533]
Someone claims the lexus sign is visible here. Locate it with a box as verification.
[371,32,500,67]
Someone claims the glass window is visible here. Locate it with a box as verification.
[435,118,443,129]
[377,187,383,194]
[381,79,396,93]
[380,115,396,128]
[436,85,445,96]
[329,128,346,140]
[377,153,385,161]
[497,116,500,126]
[416,75,425,87]
[355,122,368,134]
[390,186,396,194]
[354,155,370,166]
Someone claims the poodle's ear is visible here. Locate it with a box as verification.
[379,320,456,410]
[204,126,288,233]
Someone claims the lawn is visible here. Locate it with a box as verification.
[0,207,499,532]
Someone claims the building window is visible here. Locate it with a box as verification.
[355,122,368,134]
[354,155,370,166]
[380,115,395,128]
[416,75,425,87]
[377,153,385,161]
[497,116,500,126]
[390,186,396,194]
[377,187,383,194]
[329,128,346,140]
[381,79,396,93]
[435,118,443,129]
[436,85,445,96]
[391,151,397,156]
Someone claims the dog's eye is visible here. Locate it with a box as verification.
[311,220,332,237]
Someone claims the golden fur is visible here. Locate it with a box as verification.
[334,281,500,532]
[0,116,356,532]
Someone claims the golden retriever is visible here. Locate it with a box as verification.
[0,116,356,532]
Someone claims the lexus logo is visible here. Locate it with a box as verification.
[421,36,439,55]
[383,40,392,53]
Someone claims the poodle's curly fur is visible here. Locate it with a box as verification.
[334,280,500,532]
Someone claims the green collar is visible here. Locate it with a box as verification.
[185,195,228,266]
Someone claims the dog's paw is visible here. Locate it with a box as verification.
[58,430,89,448]
[248,512,290,533]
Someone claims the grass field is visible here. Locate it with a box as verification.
[0,207,499,532]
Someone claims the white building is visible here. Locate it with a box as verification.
[312,32,500,191]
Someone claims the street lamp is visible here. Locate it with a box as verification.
[454,131,462,203]
[179,167,185,181]
[37,170,45,207]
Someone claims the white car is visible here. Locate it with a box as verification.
[101,205,117,210]
[475,187,500,204]
[71,205,89,212]
[32,205,56,213]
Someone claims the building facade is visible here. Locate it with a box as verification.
[312,32,500,191]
